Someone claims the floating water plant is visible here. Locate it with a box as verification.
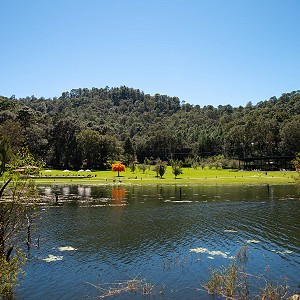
[58,246,77,251]
[42,255,63,262]
[190,247,233,259]
[246,239,260,244]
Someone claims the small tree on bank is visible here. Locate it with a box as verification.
[112,162,126,177]
[153,159,167,178]
[137,163,147,174]
[170,159,183,179]
[292,152,300,184]
[129,162,136,173]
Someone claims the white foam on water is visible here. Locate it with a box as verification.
[246,239,260,244]
[42,255,63,262]
[190,247,232,259]
[59,246,77,251]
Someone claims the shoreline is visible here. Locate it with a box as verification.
[2,169,297,186]
[31,170,297,186]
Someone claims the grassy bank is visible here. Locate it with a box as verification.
[34,167,296,186]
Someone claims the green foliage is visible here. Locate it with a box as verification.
[205,264,239,298]
[153,159,167,178]
[292,152,300,184]
[0,252,25,298]
[129,162,136,173]
[12,146,44,175]
[170,159,183,178]
[0,136,13,176]
[0,176,38,299]
[76,129,120,169]
[51,117,81,169]
[137,163,147,174]
[204,249,291,299]
[2,87,300,169]
[123,137,135,165]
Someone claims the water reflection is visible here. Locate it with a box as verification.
[111,187,126,204]
[44,187,52,195]
[77,186,84,196]
[62,186,70,195]
[85,186,91,197]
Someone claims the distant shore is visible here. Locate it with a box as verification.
[26,168,297,186]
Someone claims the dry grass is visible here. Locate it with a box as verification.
[203,250,293,300]
[87,275,162,298]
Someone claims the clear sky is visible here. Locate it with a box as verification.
[1,0,300,107]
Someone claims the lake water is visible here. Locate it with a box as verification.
[16,184,300,299]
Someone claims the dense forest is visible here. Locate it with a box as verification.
[1,86,300,171]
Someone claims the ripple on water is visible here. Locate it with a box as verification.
[17,185,300,300]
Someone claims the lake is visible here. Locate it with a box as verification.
[16,184,300,299]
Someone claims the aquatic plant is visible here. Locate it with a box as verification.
[89,275,161,298]
[203,249,293,300]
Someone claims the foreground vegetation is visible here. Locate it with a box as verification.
[204,247,299,300]
[0,176,38,299]
[90,247,299,300]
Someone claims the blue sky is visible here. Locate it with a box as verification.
[1,0,300,107]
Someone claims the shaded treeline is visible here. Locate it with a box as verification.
[1,86,300,170]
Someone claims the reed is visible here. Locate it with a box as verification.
[204,249,294,300]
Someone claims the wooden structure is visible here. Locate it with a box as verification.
[239,156,295,171]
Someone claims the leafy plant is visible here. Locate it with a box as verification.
[0,176,38,299]
[137,163,147,174]
[292,152,300,184]
[170,159,183,179]
[129,162,136,173]
[204,248,293,300]
[89,275,161,298]
[152,159,167,178]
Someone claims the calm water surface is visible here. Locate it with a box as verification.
[16,184,300,299]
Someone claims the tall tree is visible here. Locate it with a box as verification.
[0,137,12,176]
[123,137,135,165]
[279,117,300,155]
[50,117,81,169]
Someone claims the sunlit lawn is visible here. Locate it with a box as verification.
[36,167,296,186]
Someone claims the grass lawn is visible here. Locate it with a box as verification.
[36,167,297,186]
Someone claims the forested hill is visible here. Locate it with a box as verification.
[1,86,300,170]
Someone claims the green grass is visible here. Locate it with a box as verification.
[35,167,296,186]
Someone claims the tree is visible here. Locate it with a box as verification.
[153,159,167,178]
[123,137,135,165]
[12,146,44,175]
[4,86,300,166]
[170,159,183,179]
[97,135,121,169]
[0,120,25,154]
[279,117,300,155]
[0,177,38,298]
[76,129,102,169]
[137,163,147,174]
[129,162,136,173]
[112,162,126,177]
[0,146,40,298]
[24,123,49,160]
[0,137,13,176]
[0,120,25,176]
[50,117,81,169]
[144,129,177,161]
[292,153,300,185]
